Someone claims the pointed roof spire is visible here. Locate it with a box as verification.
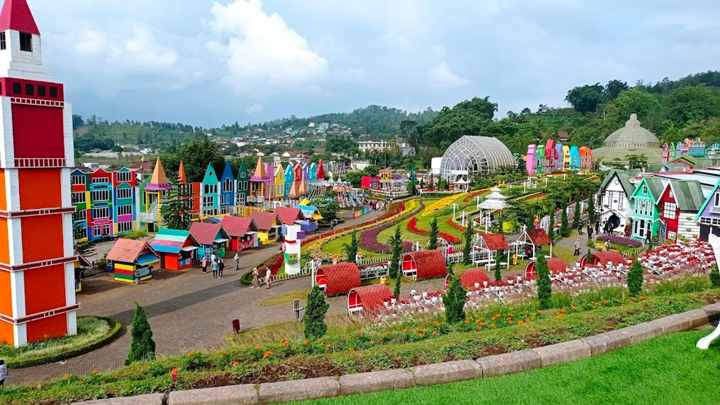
[146,158,170,191]
[252,156,265,179]
[177,161,187,184]
[0,0,40,35]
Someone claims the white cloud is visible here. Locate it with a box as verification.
[428,62,469,89]
[208,0,328,92]
[245,103,264,114]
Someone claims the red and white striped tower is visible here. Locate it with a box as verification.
[0,0,77,347]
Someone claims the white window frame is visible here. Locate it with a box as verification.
[663,203,677,220]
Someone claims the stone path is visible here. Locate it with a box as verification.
[8,211,390,386]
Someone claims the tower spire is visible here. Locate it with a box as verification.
[0,0,39,35]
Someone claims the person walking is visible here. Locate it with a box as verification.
[252,267,259,288]
[211,257,219,279]
[265,266,272,289]
[573,238,581,257]
[0,359,7,387]
[201,256,208,273]
[218,258,225,279]
[234,252,240,272]
[587,224,594,240]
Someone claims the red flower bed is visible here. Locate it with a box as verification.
[439,231,462,244]
[407,217,429,236]
[446,217,466,233]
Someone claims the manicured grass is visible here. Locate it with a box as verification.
[298,329,720,405]
[0,317,121,368]
[259,288,311,307]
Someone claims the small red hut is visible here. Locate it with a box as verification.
[222,215,256,251]
[525,257,567,280]
[401,250,447,280]
[445,268,491,290]
[348,285,393,314]
[580,251,627,268]
[315,263,361,296]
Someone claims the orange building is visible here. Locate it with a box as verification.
[0,0,77,347]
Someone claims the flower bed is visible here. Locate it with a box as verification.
[360,221,414,253]
[6,280,719,404]
[597,233,643,248]
[406,217,429,236]
[446,217,466,233]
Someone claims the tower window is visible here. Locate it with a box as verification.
[0,33,5,50]
[49,87,58,98]
[19,32,32,52]
[12,82,21,95]
[25,84,34,96]
[38,86,46,97]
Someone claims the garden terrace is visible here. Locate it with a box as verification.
[4,278,719,404]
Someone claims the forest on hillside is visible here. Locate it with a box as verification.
[73,71,720,166]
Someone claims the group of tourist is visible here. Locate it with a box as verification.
[200,253,242,279]
[251,266,273,289]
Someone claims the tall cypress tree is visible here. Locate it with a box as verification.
[443,274,467,324]
[710,265,720,288]
[344,231,359,263]
[627,258,644,297]
[587,196,597,225]
[126,304,156,365]
[388,226,402,278]
[394,267,402,299]
[428,217,439,250]
[548,210,555,240]
[572,203,581,229]
[494,250,504,282]
[536,253,552,310]
[560,207,570,237]
[161,182,191,230]
[304,286,329,340]
[463,218,474,265]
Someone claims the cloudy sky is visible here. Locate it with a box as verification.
[28,0,720,127]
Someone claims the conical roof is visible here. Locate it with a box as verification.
[0,0,39,35]
[252,156,265,179]
[177,161,187,184]
[146,158,170,191]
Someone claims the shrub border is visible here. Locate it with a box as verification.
[79,304,720,404]
[9,316,123,369]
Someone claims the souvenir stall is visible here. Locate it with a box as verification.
[149,228,198,271]
[107,239,160,284]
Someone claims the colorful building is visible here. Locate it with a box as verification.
[598,170,634,234]
[149,228,197,271]
[697,180,720,241]
[0,0,78,346]
[219,162,235,215]
[71,169,89,241]
[200,163,220,217]
[656,180,704,241]
[106,239,159,283]
[140,158,171,232]
[629,177,663,241]
[88,168,114,240]
[112,167,136,235]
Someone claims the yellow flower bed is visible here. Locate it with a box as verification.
[420,193,464,217]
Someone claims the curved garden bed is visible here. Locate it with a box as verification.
[407,217,461,244]
[3,277,719,404]
[1,316,122,369]
[359,201,424,253]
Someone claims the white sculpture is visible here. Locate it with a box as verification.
[698,233,720,350]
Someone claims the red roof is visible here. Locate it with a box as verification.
[222,216,253,238]
[525,258,567,280]
[480,233,509,251]
[458,268,490,290]
[275,207,300,225]
[349,285,392,312]
[591,251,626,266]
[189,222,225,245]
[403,250,447,281]
[317,263,360,296]
[0,0,39,35]
[106,239,154,263]
[527,228,551,246]
[251,211,277,231]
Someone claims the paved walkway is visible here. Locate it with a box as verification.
[9,210,389,386]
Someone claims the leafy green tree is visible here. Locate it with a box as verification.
[667,85,720,126]
[161,182,192,230]
[604,79,629,101]
[344,231,359,264]
[126,304,156,365]
[536,253,552,310]
[463,218,475,265]
[560,207,570,237]
[422,97,498,149]
[566,83,605,113]
[388,226,402,278]
[443,274,467,324]
[428,217,439,250]
[602,89,663,131]
[304,286,329,340]
[628,258,644,297]
[710,266,720,288]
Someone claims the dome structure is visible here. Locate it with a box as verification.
[594,114,663,165]
[439,136,516,181]
[604,114,660,148]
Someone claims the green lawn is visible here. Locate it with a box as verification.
[296,329,720,405]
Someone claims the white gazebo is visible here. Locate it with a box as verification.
[478,187,508,211]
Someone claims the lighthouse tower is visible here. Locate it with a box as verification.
[0,0,77,347]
